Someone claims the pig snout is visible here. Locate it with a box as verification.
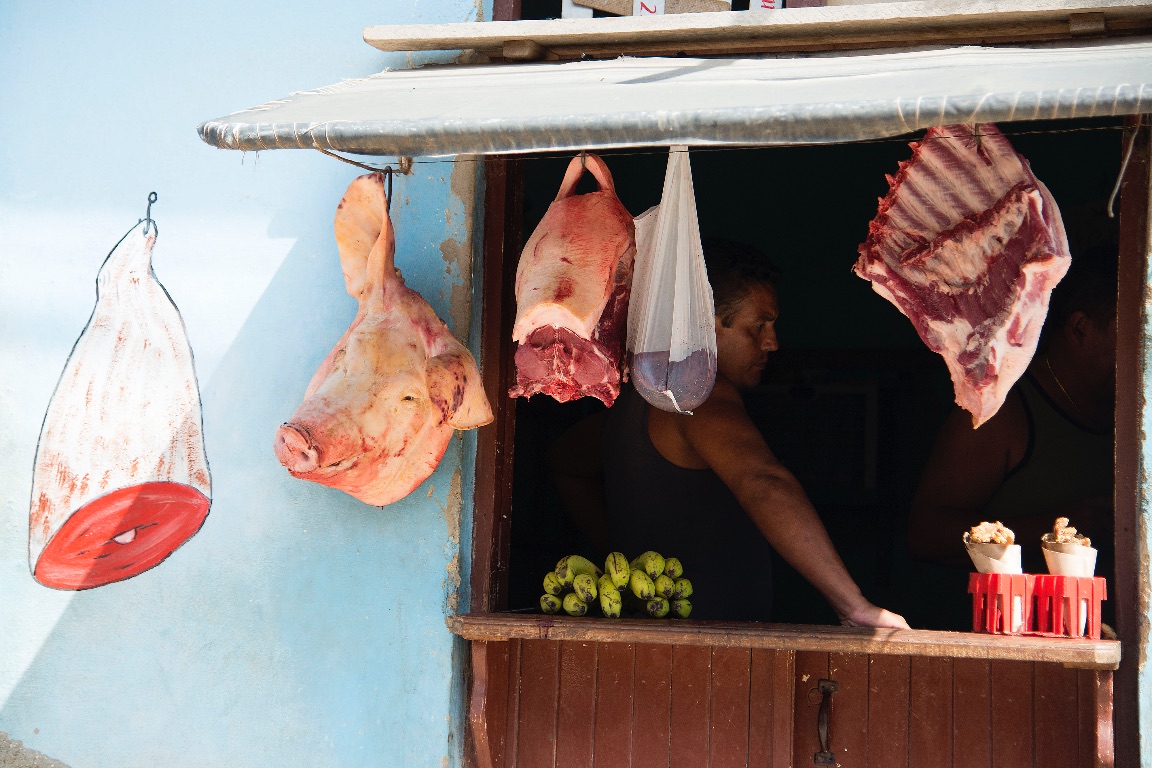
[275,423,321,473]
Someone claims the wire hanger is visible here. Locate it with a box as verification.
[141,191,158,237]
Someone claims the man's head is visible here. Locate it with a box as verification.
[703,238,781,390]
[1042,243,1118,396]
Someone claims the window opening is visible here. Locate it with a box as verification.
[503,117,1123,630]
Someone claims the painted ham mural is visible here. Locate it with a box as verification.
[29,221,211,590]
[273,172,492,506]
[854,123,1071,428]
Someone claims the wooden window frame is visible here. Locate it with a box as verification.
[465,4,1145,765]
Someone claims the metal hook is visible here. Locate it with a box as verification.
[580,151,587,170]
[1107,116,1144,219]
[383,167,393,214]
[142,191,158,237]
[973,124,983,154]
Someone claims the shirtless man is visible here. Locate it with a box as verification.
[909,245,1117,576]
[590,238,908,627]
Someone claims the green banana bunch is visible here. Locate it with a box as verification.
[562,592,589,616]
[671,599,692,619]
[628,568,656,600]
[654,574,675,599]
[543,571,564,596]
[598,574,622,618]
[664,557,684,580]
[630,551,666,580]
[573,572,598,603]
[555,554,603,588]
[647,597,670,618]
[604,551,631,589]
[671,578,693,600]
[541,594,562,614]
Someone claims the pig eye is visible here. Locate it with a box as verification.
[401,393,419,402]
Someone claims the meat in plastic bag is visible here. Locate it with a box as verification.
[627,146,717,414]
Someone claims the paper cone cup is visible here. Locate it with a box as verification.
[964,535,1022,574]
[1041,541,1097,577]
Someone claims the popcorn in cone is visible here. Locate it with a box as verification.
[964,522,1022,575]
[1040,517,1096,577]
[1041,517,1097,635]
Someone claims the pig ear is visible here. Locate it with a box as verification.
[427,350,494,430]
[334,173,393,300]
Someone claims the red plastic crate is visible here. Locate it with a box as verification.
[1031,574,1107,639]
[968,573,1107,639]
[968,573,1033,634]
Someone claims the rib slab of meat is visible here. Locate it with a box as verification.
[30,226,211,590]
[274,173,493,506]
[509,153,635,406]
[854,123,1070,427]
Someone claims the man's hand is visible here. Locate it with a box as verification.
[839,603,911,630]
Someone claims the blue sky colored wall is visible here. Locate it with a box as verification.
[0,2,490,766]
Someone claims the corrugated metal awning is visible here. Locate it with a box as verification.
[197,38,1152,156]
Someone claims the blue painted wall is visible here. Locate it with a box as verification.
[0,2,489,766]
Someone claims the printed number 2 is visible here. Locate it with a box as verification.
[639,2,656,11]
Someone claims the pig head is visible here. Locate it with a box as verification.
[274,172,493,506]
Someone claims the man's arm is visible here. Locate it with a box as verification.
[672,380,909,629]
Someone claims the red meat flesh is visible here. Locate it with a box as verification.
[509,153,635,406]
[854,124,1070,427]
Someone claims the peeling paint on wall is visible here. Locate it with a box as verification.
[443,468,464,615]
[442,158,480,341]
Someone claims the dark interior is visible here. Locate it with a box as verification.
[504,118,1123,629]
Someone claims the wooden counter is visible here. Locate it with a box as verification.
[449,612,1121,669]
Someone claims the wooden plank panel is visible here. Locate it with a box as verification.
[1034,664,1080,768]
[990,660,1034,768]
[710,647,752,768]
[828,652,868,767]
[748,649,790,768]
[470,641,513,768]
[909,656,953,768]
[952,658,992,768]
[770,651,795,768]
[516,639,561,768]
[556,642,598,768]
[1078,669,1114,768]
[669,645,711,768]
[592,643,636,768]
[632,643,673,768]
[506,639,523,768]
[866,654,910,768]
[793,651,830,765]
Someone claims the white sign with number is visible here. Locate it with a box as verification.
[634,0,666,14]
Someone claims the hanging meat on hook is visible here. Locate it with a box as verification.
[854,123,1071,427]
[509,152,636,406]
[274,172,493,506]
[29,218,211,590]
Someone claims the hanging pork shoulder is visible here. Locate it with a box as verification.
[854,123,1071,427]
[273,173,492,507]
[509,153,635,407]
[29,225,211,590]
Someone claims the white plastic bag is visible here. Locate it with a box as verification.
[626,146,717,414]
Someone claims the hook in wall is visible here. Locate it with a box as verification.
[142,192,158,237]
[383,166,394,214]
